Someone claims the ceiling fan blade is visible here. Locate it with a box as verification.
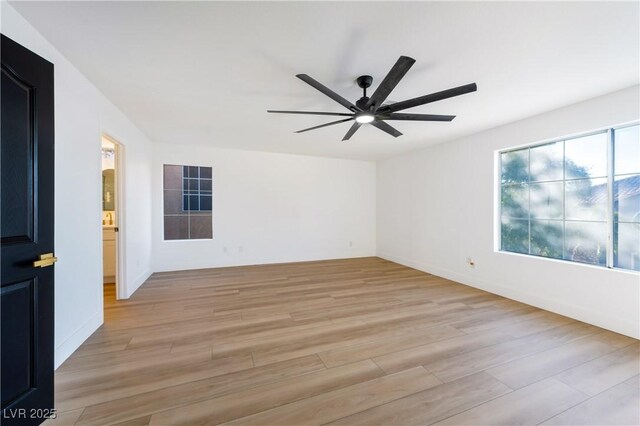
[268,110,354,117]
[294,117,354,134]
[296,74,360,112]
[378,83,477,114]
[380,113,456,122]
[365,56,415,112]
[371,120,403,138]
[342,122,362,141]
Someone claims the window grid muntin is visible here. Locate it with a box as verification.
[182,166,212,212]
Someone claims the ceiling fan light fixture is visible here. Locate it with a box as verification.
[355,113,374,124]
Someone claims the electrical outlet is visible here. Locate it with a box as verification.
[223,246,228,253]
[349,241,353,247]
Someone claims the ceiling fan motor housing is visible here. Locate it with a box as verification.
[356,96,370,110]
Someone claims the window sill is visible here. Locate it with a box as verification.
[494,249,640,275]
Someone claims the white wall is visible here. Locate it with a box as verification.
[2,4,154,367]
[152,143,376,272]
[377,85,640,339]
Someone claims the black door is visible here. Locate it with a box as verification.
[1,34,55,425]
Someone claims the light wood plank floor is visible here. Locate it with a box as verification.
[47,258,639,425]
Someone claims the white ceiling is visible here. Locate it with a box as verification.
[11,1,639,160]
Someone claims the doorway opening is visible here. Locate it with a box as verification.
[101,135,123,304]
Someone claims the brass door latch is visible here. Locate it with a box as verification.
[33,253,58,268]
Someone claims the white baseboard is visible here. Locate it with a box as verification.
[54,310,103,369]
[377,252,639,339]
[152,252,376,273]
[123,269,152,299]
[54,269,151,368]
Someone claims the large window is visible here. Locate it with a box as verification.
[163,164,213,240]
[500,124,639,271]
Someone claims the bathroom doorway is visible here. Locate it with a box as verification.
[101,135,122,303]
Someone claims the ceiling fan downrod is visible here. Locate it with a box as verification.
[356,75,373,110]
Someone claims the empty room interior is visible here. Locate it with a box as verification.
[1,1,639,425]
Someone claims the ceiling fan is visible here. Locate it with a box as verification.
[268,56,477,141]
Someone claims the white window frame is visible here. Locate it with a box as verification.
[496,121,639,272]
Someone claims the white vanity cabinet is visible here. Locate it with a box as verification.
[103,227,116,282]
